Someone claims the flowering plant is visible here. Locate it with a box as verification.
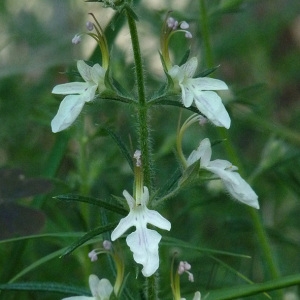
[2,1,298,300]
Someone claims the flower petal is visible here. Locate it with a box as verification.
[126,228,161,277]
[180,83,194,107]
[81,84,98,103]
[193,291,201,300]
[52,82,88,95]
[146,209,171,231]
[123,189,135,209]
[91,64,106,86]
[194,91,231,129]
[77,60,93,82]
[187,138,212,167]
[51,95,85,133]
[168,65,181,79]
[181,57,198,78]
[97,278,113,300]
[221,172,259,209]
[198,138,212,167]
[192,77,228,91]
[110,213,134,241]
[89,274,100,297]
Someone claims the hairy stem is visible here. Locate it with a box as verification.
[126,7,153,191]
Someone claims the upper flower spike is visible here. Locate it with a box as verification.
[51,60,106,133]
[187,138,259,209]
[169,57,231,129]
[111,186,171,277]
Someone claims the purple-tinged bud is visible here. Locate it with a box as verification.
[198,115,208,126]
[103,240,112,250]
[167,17,179,30]
[188,272,194,282]
[88,250,98,262]
[185,31,193,39]
[180,21,189,29]
[167,17,176,28]
[178,261,194,281]
[86,21,94,31]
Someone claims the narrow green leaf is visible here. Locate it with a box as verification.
[0,232,85,244]
[205,273,300,300]
[61,222,118,257]
[195,65,220,78]
[152,99,199,114]
[179,48,191,66]
[8,248,67,283]
[162,236,250,258]
[0,282,89,296]
[54,194,127,215]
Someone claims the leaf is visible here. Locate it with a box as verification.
[179,48,191,66]
[61,222,119,257]
[162,236,250,258]
[0,232,86,244]
[195,65,220,78]
[0,282,89,296]
[54,194,127,215]
[8,247,67,283]
[153,99,199,114]
[204,273,300,300]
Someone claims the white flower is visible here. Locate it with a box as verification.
[181,291,201,300]
[62,274,113,300]
[51,60,106,133]
[168,57,230,129]
[111,187,171,277]
[187,138,259,209]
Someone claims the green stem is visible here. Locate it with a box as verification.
[125,6,157,300]
[126,7,153,190]
[199,0,282,297]
[199,0,214,69]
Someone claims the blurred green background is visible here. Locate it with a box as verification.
[0,0,300,299]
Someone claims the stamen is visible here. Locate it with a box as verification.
[103,240,112,250]
[198,115,208,126]
[178,261,194,282]
[88,249,98,262]
[185,31,193,39]
[180,21,189,29]
[167,17,178,29]
[86,21,94,31]
[72,34,81,45]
